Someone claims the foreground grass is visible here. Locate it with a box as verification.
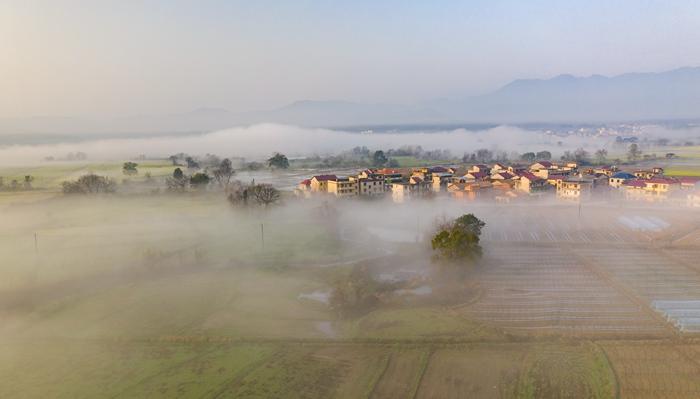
[0,340,617,399]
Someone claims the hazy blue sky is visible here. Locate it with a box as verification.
[2,0,699,118]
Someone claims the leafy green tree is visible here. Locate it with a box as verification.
[521,152,536,162]
[122,162,138,176]
[267,153,290,169]
[431,213,485,263]
[185,156,200,169]
[372,150,388,167]
[166,168,188,191]
[386,158,400,168]
[536,151,552,160]
[189,172,210,189]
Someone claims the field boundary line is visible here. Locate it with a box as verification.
[595,342,621,399]
[410,347,434,399]
[366,352,391,399]
[207,347,282,399]
[108,344,220,399]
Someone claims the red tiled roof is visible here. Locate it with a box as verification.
[493,171,515,179]
[466,171,488,179]
[518,171,544,181]
[623,180,646,188]
[300,179,311,186]
[312,175,337,182]
[645,177,679,184]
[534,161,553,168]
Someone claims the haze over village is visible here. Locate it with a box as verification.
[2,1,700,398]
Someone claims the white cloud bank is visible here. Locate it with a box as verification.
[0,123,682,166]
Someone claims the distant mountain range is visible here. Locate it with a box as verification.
[432,66,700,123]
[1,67,699,135]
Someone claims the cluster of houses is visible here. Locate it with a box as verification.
[296,161,700,207]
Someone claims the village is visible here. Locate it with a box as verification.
[297,160,700,207]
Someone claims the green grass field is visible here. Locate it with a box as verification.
[0,160,178,190]
[0,340,616,399]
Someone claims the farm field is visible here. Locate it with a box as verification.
[2,185,700,397]
[601,342,700,399]
[463,245,668,338]
[0,340,617,399]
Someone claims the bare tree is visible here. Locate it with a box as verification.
[250,184,280,207]
[62,174,116,194]
[212,158,235,188]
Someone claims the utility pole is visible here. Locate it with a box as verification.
[34,233,38,253]
[578,202,582,220]
[261,223,265,250]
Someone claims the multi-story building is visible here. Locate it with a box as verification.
[310,175,337,192]
[609,172,636,188]
[353,176,386,196]
[556,177,595,200]
[391,180,430,203]
[327,177,358,197]
[431,172,454,192]
[516,172,548,193]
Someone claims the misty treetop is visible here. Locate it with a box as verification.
[267,153,290,169]
[62,174,117,194]
[122,162,138,176]
[227,182,280,207]
[431,214,485,264]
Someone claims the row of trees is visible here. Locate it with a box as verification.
[167,153,290,170]
[0,176,34,191]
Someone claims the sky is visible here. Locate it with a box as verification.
[1,0,699,119]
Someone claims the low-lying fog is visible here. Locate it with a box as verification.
[2,123,698,166]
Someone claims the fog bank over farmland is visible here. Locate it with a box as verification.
[0,123,639,166]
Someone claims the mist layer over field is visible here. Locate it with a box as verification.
[1,165,700,397]
[0,123,635,166]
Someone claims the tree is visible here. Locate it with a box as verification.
[267,153,290,169]
[23,175,34,190]
[227,182,250,206]
[250,184,280,206]
[122,162,138,176]
[212,158,235,188]
[329,265,384,318]
[627,143,642,161]
[372,150,388,167]
[475,148,493,163]
[386,158,400,168]
[431,213,485,263]
[62,174,116,194]
[521,152,536,162]
[573,148,589,163]
[594,149,608,164]
[185,156,200,169]
[536,151,552,160]
[168,155,179,166]
[166,168,188,191]
[189,172,210,189]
